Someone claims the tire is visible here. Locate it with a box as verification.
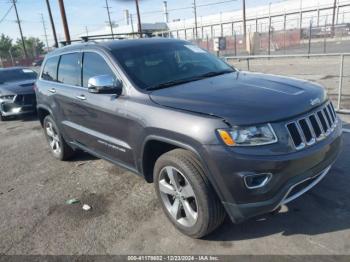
[0,111,7,121]
[154,149,226,238]
[43,115,75,160]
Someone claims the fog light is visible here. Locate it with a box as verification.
[244,173,272,189]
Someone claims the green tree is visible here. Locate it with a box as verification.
[0,34,13,59]
[14,37,45,59]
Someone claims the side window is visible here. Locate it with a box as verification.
[82,52,115,87]
[41,56,59,81]
[57,53,81,86]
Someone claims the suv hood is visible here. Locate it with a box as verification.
[0,79,35,96]
[150,71,327,126]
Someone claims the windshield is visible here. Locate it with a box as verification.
[112,42,234,90]
[0,68,37,84]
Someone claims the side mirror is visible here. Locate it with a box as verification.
[88,75,122,94]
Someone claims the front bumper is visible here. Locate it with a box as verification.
[202,119,343,223]
[0,95,36,117]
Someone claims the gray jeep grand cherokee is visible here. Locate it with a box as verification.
[35,38,342,238]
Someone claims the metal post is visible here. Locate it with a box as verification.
[331,0,337,37]
[283,12,286,54]
[337,55,344,110]
[268,21,271,55]
[308,21,312,56]
[57,0,71,44]
[255,18,258,33]
[317,8,320,27]
[163,1,169,23]
[234,31,237,56]
[206,34,209,50]
[242,0,247,51]
[247,58,250,71]
[193,0,198,39]
[323,18,327,53]
[45,0,58,48]
[299,0,303,38]
[9,48,14,66]
[130,14,135,38]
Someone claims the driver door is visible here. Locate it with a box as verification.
[66,51,134,167]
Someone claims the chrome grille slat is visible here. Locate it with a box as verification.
[286,102,337,150]
[314,113,326,134]
[327,105,335,123]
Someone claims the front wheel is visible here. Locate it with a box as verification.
[0,112,7,121]
[154,149,226,238]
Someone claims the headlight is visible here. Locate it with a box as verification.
[218,124,277,146]
[0,95,15,102]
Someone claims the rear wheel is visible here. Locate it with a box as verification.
[43,115,75,160]
[154,149,226,238]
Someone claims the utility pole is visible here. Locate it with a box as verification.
[12,0,28,59]
[85,26,89,36]
[163,1,169,23]
[193,0,198,39]
[40,13,50,50]
[242,0,247,51]
[135,0,142,38]
[331,0,337,37]
[45,0,58,48]
[58,0,71,44]
[105,0,114,39]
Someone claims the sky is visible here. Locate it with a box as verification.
[0,0,295,46]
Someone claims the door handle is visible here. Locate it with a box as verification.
[76,95,86,100]
[48,88,56,93]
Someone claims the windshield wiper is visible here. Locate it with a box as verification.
[146,70,234,91]
[199,69,234,78]
[146,77,204,91]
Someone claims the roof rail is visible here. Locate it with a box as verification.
[58,32,145,47]
[80,32,141,42]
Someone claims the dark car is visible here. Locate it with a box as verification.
[32,58,44,67]
[35,38,342,238]
[0,67,37,121]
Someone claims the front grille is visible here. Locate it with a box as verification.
[286,101,337,150]
[14,94,36,105]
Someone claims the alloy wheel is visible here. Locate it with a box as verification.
[158,166,198,227]
[46,121,61,155]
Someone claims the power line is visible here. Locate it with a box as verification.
[0,4,13,23]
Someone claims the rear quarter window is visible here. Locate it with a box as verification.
[41,56,59,81]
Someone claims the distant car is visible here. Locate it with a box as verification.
[32,58,44,67]
[0,67,38,121]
